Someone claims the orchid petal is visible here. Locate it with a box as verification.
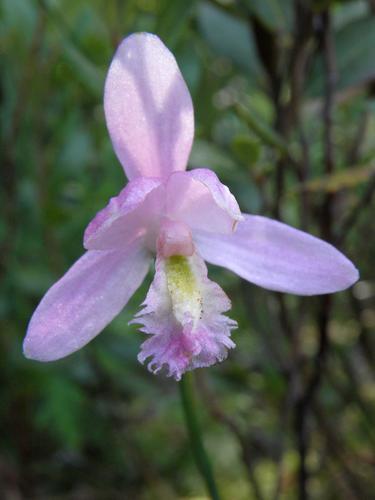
[134,252,236,380]
[24,240,150,361]
[188,168,242,222]
[195,214,359,295]
[166,170,242,234]
[104,33,194,180]
[84,177,163,250]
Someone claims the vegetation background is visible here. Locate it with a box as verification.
[1,0,375,498]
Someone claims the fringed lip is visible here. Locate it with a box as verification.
[133,250,236,380]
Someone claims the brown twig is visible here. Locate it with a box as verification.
[313,402,368,498]
[349,289,375,371]
[287,1,315,229]
[335,171,375,246]
[295,10,337,500]
[347,110,369,165]
[197,373,266,500]
[295,294,331,500]
[248,12,287,219]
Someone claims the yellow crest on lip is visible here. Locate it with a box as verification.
[165,255,202,326]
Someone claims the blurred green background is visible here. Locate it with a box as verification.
[1,0,375,499]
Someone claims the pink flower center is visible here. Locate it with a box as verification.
[157,218,194,258]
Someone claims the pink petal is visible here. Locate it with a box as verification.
[84,177,163,250]
[23,240,150,361]
[85,169,243,251]
[165,170,242,234]
[104,33,194,180]
[189,168,243,223]
[195,214,359,295]
[134,251,236,380]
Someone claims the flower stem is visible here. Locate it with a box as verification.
[179,372,221,500]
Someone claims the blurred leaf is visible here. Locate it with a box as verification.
[155,0,197,48]
[178,41,202,94]
[241,0,293,32]
[14,266,54,295]
[1,0,38,49]
[231,134,261,165]
[62,39,105,97]
[310,14,375,94]
[333,0,368,30]
[72,4,110,55]
[292,164,375,194]
[197,1,262,80]
[335,15,375,90]
[213,112,249,148]
[262,366,286,398]
[36,374,86,449]
[235,103,289,155]
[189,138,237,173]
[57,122,94,172]
[36,0,106,96]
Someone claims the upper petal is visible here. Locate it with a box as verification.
[23,239,151,361]
[195,214,359,295]
[104,33,194,180]
[84,169,243,252]
[84,177,164,250]
[165,170,242,234]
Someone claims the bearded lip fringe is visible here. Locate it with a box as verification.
[133,252,237,380]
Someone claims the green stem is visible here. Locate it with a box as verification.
[179,372,221,500]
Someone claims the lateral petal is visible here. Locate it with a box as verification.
[195,214,359,295]
[23,240,150,361]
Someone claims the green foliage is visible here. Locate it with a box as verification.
[1,0,375,499]
[241,0,293,32]
[335,15,375,90]
[231,134,261,165]
[35,373,87,450]
[197,1,262,78]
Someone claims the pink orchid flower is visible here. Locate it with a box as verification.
[23,33,358,380]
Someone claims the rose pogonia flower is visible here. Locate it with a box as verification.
[23,33,359,380]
